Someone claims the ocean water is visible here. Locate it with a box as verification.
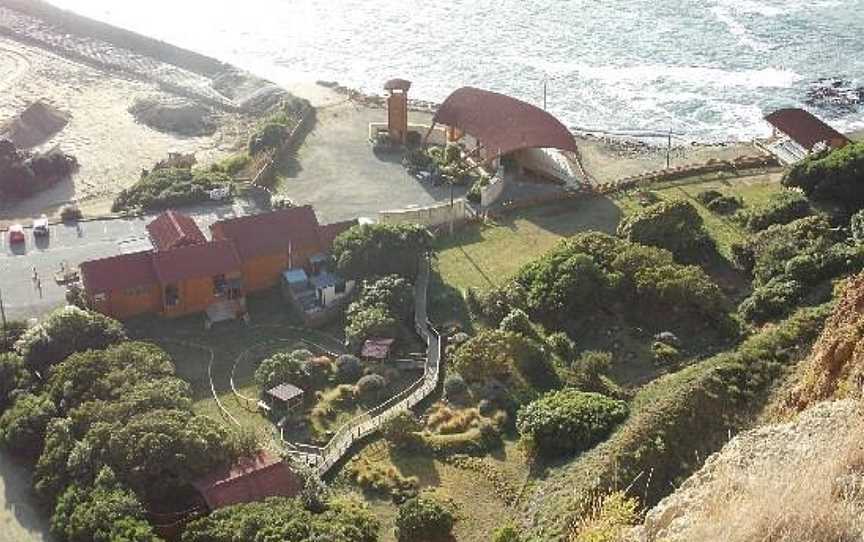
[47,0,864,142]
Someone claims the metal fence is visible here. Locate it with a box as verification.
[283,258,442,476]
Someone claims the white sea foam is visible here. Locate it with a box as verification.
[45,0,864,142]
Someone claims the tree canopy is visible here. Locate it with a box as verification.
[617,199,711,261]
[783,141,864,210]
[333,223,430,279]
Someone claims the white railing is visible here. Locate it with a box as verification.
[283,258,442,476]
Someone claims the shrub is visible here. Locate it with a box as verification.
[351,457,418,502]
[738,279,804,324]
[706,194,742,214]
[547,331,576,361]
[737,190,810,232]
[15,306,126,374]
[209,152,250,176]
[468,281,529,326]
[348,275,414,322]
[333,223,430,280]
[394,496,456,542]
[443,374,468,403]
[852,209,864,244]
[695,189,723,204]
[617,199,711,260]
[516,390,628,457]
[783,140,864,210]
[499,308,539,339]
[345,306,400,351]
[493,523,524,542]
[0,320,27,353]
[571,491,639,542]
[0,392,55,454]
[254,350,312,394]
[303,356,333,390]
[355,374,387,403]
[651,341,680,365]
[112,167,233,212]
[0,353,31,412]
[335,354,363,383]
[382,410,423,450]
[569,351,613,393]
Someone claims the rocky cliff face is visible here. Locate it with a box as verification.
[781,274,864,413]
[634,400,864,542]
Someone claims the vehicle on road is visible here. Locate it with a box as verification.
[8,224,25,245]
[33,215,49,237]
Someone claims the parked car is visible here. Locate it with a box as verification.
[33,215,49,237]
[8,224,25,245]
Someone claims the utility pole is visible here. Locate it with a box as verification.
[0,288,7,346]
[542,77,548,110]
[666,128,672,169]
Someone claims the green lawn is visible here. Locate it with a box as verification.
[126,293,347,445]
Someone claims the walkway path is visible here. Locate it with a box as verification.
[283,259,442,477]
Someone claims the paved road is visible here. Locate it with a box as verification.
[0,200,257,321]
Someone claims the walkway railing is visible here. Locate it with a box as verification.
[283,258,442,477]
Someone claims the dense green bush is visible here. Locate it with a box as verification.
[738,279,804,324]
[783,140,864,210]
[567,351,614,394]
[443,373,468,403]
[736,190,810,231]
[182,496,379,542]
[335,354,363,383]
[0,392,55,454]
[382,410,423,450]
[517,390,627,457]
[394,496,456,542]
[356,374,387,403]
[0,353,31,412]
[546,331,577,361]
[465,281,529,326]
[695,189,723,204]
[348,275,414,322]
[0,320,27,353]
[112,167,233,212]
[15,306,126,375]
[705,194,742,215]
[345,306,400,351]
[254,349,313,394]
[333,223,430,280]
[617,199,712,260]
[516,252,611,316]
[499,308,541,339]
[50,467,158,542]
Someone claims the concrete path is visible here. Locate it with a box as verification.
[0,451,52,542]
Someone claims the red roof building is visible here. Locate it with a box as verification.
[152,240,241,285]
[80,251,158,295]
[192,452,302,511]
[361,337,396,360]
[211,206,323,262]
[146,210,207,251]
[318,218,359,250]
[764,108,850,151]
[432,87,577,161]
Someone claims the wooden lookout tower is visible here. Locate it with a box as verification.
[384,78,411,144]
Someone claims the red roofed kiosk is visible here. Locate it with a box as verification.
[763,108,851,165]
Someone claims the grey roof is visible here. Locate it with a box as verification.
[282,268,309,285]
[266,383,304,403]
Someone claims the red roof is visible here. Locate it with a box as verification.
[433,87,578,159]
[764,108,850,151]
[211,206,323,262]
[152,240,241,284]
[192,452,301,510]
[384,78,412,91]
[80,251,157,294]
[318,219,358,250]
[146,210,206,251]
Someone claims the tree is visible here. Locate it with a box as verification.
[345,306,400,351]
[15,306,126,375]
[0,392,56,455]
[254,350,313,393]
[516,250,610,319]
[0,353,32,412]
[181,496,379,542]
[382,410,423,450]
[335,354,363,383]
[348,275,414,322]
[736,190,810,231]
[355,374,387,403]
[516,390,628,457]
[394,496,456,542]
[50,467,159,542]
[333,223,430,279]
[0,320,28,353]
[617,199,711,260]
[783,141,864,210]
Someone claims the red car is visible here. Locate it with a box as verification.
[8,224,25,245]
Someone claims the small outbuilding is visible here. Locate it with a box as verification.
[264,383,305,414]
[361,337,396,361]
[762,108,851,164]
[192,451,301,512]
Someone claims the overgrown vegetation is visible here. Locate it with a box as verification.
[394,495,456,542]
[333,223,431,280]
[247,96,311,155]
[112,166,233,212]
[735,190,810,232]
[783,140,864,211]
[617,199,713,261]
[345,275,414,350]
[0,138,77,199]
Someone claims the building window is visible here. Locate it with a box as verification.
[165,285,179,307]
[213,274,227,296]
[335,281,346,295]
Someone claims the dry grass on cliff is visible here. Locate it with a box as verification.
[673,414,864,542]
